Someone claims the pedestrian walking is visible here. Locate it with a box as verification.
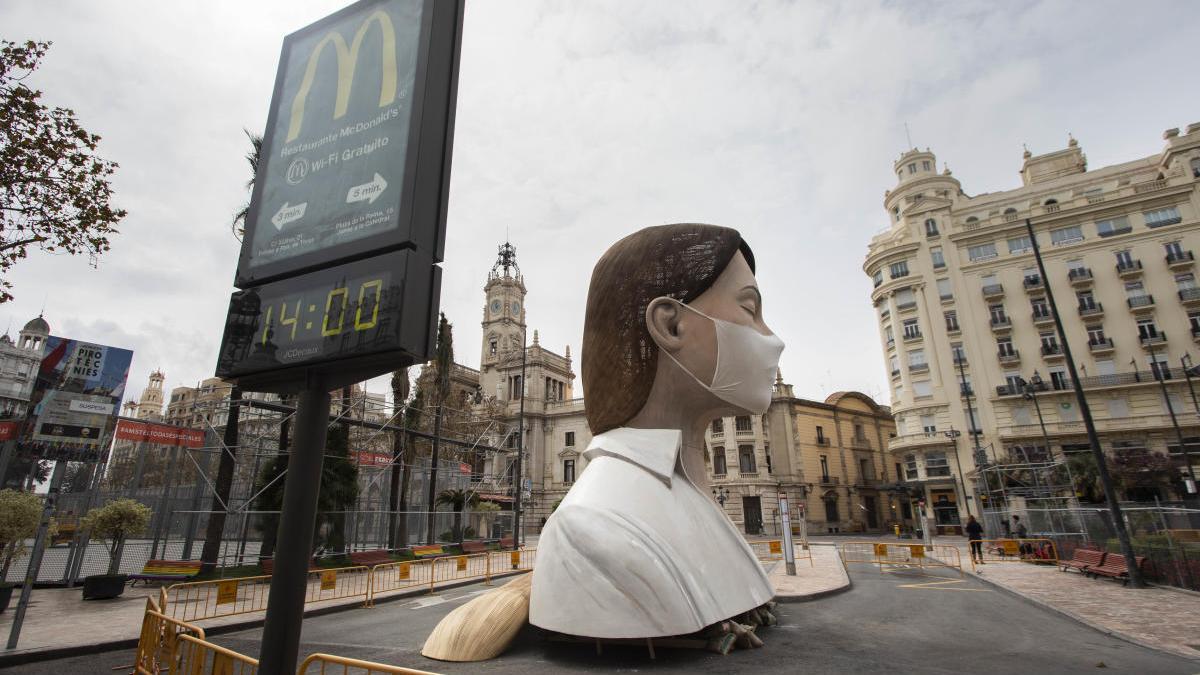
[1012,515,1031,555]
[965,515,984,565]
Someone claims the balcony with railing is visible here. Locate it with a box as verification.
[1040,343,1065,361]
[909,362,929,374]
[1068,267,1093,286]
[1192,326,1200,342]
[819,475,841,486]
[815,437,830,447]
[998,349,1020,364]
[1001,411,1200,440]
[1139,331,1167,348]
[1078,301,1104,318]
[996,368,1175,398]
[1088,337,1115,354]
[1127,294,1156,311]
[1023,276,1044,292]
[1179,288,1200,305]
[990,315,1012,331]
[1116,260,1143,278]
[903,330,923,343]
[1032,307,1054,326]
[982,284,1005,300]
[1167,250,1195,268]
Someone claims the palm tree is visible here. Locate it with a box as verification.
[232,129,263,241]
[435,488,479,543]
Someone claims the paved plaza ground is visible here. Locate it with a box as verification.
[1,539,1198,673]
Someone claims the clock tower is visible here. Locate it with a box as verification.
[480,242,527,393]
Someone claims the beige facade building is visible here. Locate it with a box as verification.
[703,385,899,536]
[865,123,1200,531]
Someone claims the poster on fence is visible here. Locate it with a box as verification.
[217,579,239,605]
[320,570,337,591]
[114,419,205,448]
[20,336,133,462]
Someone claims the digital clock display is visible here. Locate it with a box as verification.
[216,249,438,387]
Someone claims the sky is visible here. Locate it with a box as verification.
[3,0,1199,409]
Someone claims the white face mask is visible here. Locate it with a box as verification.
[658,298,786,414]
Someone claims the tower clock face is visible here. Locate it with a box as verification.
[490,299,501,316]
[511,301,521,316]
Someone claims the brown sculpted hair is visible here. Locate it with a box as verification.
[582,224,755,434]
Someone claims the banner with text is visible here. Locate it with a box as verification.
[114,419,206,448]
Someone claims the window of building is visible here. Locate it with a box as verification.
[1031,296,1049,316]
[1004,371,1023,391]
[1166,240,1185,258]
[944,310,959,332]
[1124,280,1147,298]
[895,462,904,481]
[1087,325,1107,344]
[989,304,1007,323]
[937,278,953,300]
[896,288,916,308]
[997,336,1015,356]
[959,373,973,397]
[890,260,910,279]
[712,418,724,433]
[1051,225,1084,246]
[889,355,900,376]
[1023,267,1040,285]
[824,497,839,523]
[489,340,497,355]
[738,445,756,473]
[819,455,830,480]
[859,458,873,482]
[913,380,933,397]
[1008,235,1032,254]
[904,454,919,480]
[1189,311,1200,335]
[713,447,727,475]
[765,449,772,474]
[563,459,576,483]
[1040,331,1059,351]
[1177,272,1196,291]
[908,349,926,369]
[1049,370,1070,390]
[816,425,826,443]
[1115,249,1134,267]
[1193,159,1200,178]
[1137,317,1159,340]
[873,269,883,287]
[920,415,936,434]
[922,160,931,171]
[903,318,921,339]
[735,416,752,432]
[564,431,575,447]
[1077,290,1098,310]
[1145,206,1182,228]
[1149,355,1171,380]
[967,242,998,262]
[885,325,895,346]
[1096,216,1131,237]
[930,247,945,268]
[951,342,965,364]
[908,163,917,174]
[854,423,866,441]
[925,218,939,237]
[1096,359,1116,376]
[924,452,951,477]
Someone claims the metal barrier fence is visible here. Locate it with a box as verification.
[171,633,259,675]
[134,596,206,675]
[839,542,962,575]
[748,539,814,567]
[970,538,1059,572]
[298,653,440,674]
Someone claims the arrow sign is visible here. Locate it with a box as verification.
[271,202,307,230]
[346,173,388,205]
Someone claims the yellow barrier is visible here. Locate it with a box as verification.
[135,596,206,675]
[165,566,370,622]
[170,634,258,675]
[970,538,1058,571]
[298,653,441,674]
[748,539,814,567]
[839,541,962,576]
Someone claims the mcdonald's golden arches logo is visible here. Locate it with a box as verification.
[287,9,398,143]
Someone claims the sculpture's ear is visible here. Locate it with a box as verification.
[645,297,684,355]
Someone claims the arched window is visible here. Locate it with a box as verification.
[712,447,727,475]
[965,216,979,225]
[1191,157,1200,178]
[1004,207,1018,214]
[924,218,939,236]
[1043,198,1058,205]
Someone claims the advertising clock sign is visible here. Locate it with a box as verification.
[235,0,463,287]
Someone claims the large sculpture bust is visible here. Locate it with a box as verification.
[530,223,784,638]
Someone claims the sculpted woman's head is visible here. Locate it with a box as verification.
[581,224,783,434]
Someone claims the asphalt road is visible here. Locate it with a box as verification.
[6,565,1197,674]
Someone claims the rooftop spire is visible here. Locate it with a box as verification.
[490,241,520,279]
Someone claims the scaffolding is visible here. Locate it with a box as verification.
[976,450,1084,538]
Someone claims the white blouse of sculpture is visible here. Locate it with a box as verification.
[529,426,774,639]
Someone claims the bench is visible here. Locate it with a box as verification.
[461,541,488,554]
[499,537,514,549]
[348,550,393,568]
[1088,554,1147,585]
[1060,548,1105,574]
[129,560,202,586]
[411,545,445,559]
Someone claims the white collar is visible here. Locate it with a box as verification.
[582,427,681,485]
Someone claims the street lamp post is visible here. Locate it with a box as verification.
[943,429,973,518]
[1025,218,1144,587]
[712,486,729,508]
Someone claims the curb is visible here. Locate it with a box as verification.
[962,567,1200,663]
[0,571,528,668]
[774,545,853,603]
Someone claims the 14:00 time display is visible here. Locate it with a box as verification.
[260,278,384,344]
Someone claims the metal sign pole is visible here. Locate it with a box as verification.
[778,493,796,576]
[257,384,331,675]
[6,461,65,650]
